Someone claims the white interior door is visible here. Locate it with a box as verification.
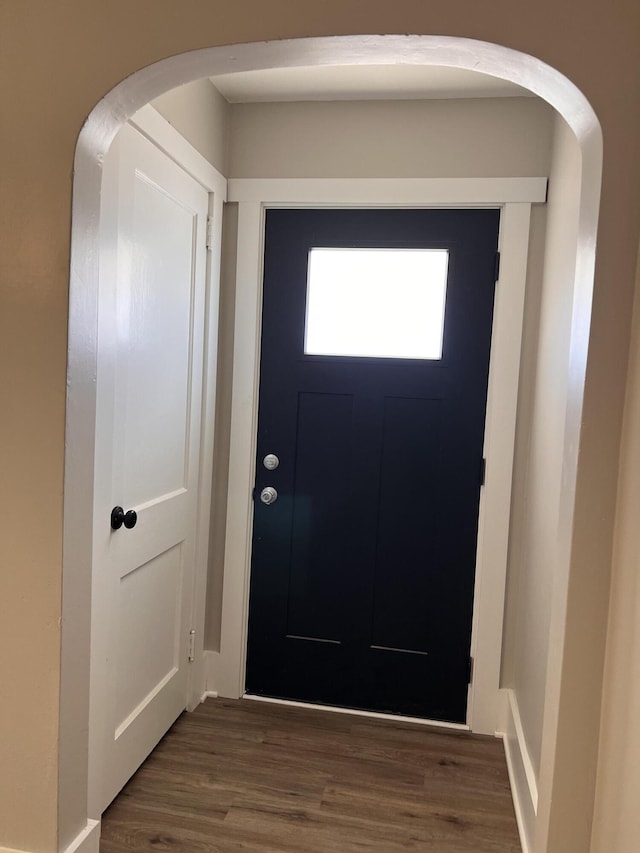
[89,122,210,815]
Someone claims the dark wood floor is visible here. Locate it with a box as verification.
[100,698,521,852]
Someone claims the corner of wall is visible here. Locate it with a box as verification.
[152,78,231,176]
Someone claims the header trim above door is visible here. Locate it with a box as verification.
[228,177,548,205]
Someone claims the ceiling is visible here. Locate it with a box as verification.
[210,64,533,103]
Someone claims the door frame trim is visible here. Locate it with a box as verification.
[126,105,228,713]
[210,176,545,735]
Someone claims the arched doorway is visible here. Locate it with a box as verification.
[61,34,602,853]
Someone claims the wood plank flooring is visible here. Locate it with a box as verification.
[100,698,521,852]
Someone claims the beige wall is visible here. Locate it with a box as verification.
[1,2,639,852]
[502,114,582,784]
[152,78,230,173]
[591,242,640,853]
[228,97,553,178]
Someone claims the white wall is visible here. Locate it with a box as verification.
[228,97,553,178]
[501,113,582,843]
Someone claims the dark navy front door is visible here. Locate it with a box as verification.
[246,208,499,724]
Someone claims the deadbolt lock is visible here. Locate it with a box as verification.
[263,453,280,470]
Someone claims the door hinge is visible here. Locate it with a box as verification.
[468,656,474,684]
[480,457,486,487]
[494,251,501,283]
[206,215,214,251]
[188,628,196,662]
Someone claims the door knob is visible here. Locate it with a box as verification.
[263,453,280,470]
[110,506,138,530]
[259,487,278,505]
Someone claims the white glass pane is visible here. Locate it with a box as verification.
[304,248,449,359]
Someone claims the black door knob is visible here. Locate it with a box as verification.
[111,506,138,530]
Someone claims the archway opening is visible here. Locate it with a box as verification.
[61,34,602,853]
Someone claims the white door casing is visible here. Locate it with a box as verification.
[209,178,545,737]
[88,112,225,816]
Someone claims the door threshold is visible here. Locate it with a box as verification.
[242,693,470,732]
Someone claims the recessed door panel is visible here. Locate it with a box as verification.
[115,545,183,732]
[117,173,196,508]
[288,391,355,643]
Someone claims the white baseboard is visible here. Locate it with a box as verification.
[497,689,538,853]
[61,819,100,853]
[0,819,99,853]
[203,649,220,695]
